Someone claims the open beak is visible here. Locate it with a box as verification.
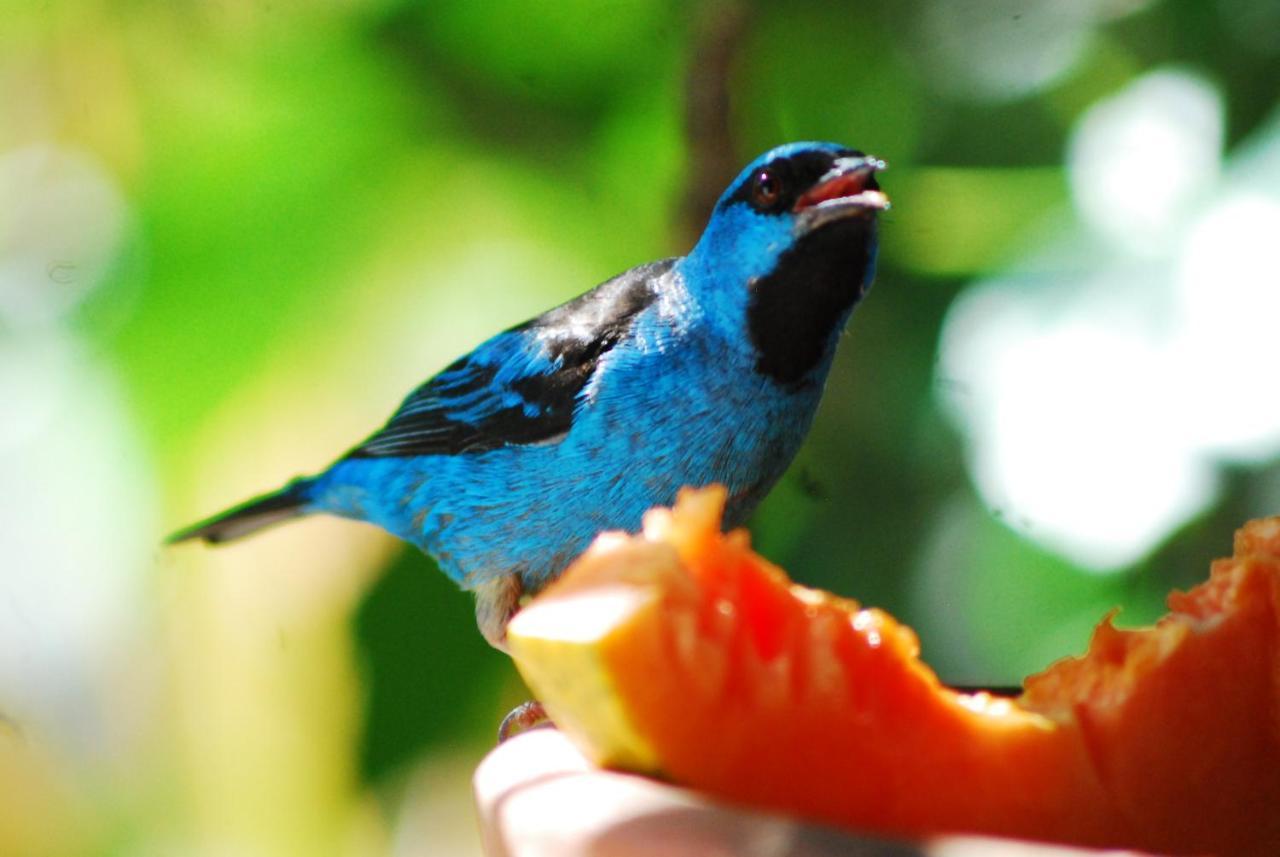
[793,156,888,235]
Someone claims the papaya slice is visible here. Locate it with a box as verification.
[507,487,1280,856]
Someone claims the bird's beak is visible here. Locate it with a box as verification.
[793,156,889,235]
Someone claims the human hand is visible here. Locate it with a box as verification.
[474,729,1152,857]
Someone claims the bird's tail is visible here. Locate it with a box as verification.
[167,478,315,545]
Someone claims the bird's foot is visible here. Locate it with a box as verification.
[498,700,551,743]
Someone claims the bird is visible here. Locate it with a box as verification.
[170,141,889,652]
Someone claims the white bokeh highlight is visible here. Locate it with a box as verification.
[1172,194,1280,460]
[939,70,1280,571]
[0,145,128,327]
[1069,71,1223,255]
[912,0,1156,103]
[0,144,156,755]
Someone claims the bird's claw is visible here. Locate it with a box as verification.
[498,700,551,743]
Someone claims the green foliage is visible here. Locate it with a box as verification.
[355,548,510,781]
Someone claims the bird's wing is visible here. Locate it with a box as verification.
[346,258,675,458]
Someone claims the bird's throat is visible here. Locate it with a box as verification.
[745,219,876,386]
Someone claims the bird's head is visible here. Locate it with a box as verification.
[682,141,888,386]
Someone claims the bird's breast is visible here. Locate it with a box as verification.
[571,332,822,508]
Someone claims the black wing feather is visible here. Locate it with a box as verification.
[346,258,674,459]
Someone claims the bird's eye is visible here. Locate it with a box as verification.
[751,169,783,209]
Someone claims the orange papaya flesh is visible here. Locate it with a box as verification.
[1021,517,1280,854]
[507,488,1280,855]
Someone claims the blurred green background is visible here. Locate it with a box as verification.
[2,0,1279,854]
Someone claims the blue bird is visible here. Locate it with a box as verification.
[170,141,888,650]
